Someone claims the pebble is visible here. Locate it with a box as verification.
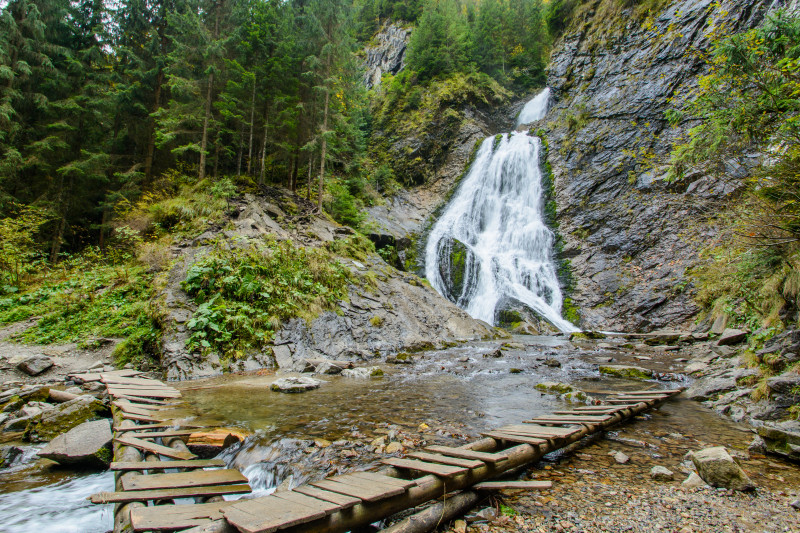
[610,451,630,464]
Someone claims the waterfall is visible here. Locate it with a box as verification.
[516,87,551,127]
[424,88,578,333]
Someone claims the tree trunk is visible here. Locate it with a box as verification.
[199,71,213,181]
[317,88,330,211]
[307,152,313,202]
[246,79,256,176]
[236,120,244,176]
[259,105,269,185]
[144,70,164,185]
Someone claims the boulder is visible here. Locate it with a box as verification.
[716,329,747,346]
[650,466,674,481]
[766,374,800,396]
[756,423,800,461]
[682,472,707,489]
[37,419,112,467]
[271,377,324,393]
[690,446,755,491]
[24,395,109,442]
[599,365,653,380]
[535,382,574,394]
[16,355,54,376]
[341,367,383,378]
[0,445,23,468]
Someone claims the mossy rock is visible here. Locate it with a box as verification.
[570,331,607,341]
[599,365,653,380]
[510,368,523,374]
[535,382,575,394]
[24,396,109,443]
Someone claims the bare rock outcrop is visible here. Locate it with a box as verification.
[363,22,411,89]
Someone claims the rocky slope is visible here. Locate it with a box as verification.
[160,188,491,380]
[363,22,411,89]
[543,0,782,331]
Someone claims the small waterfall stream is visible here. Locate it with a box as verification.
[425,88,577,332]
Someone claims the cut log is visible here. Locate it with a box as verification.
[130,501,238,531]
[48,389,79,403]
[473,481,553,490]
[381,458,468,478]
[111,459,226,471]
[123,469,248,491]
[379,491,483,533]
[425,445,509,464]
[114,435,197,460]
[90,484,251,504]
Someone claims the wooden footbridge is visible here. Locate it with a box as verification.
[82,370,683,533]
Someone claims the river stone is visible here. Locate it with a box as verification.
[0,445,22,468]
[16,355,54,376]
[756,423,800,461]
[716,329,747,346]
[682,472,707,489]
[690,446,755,491]
[385,442,402,454]
[650,465,674,481]
[599,365,653,380]
[341,367,383,378]
[23,395,109,442]
[610,451,630,464]
[37,419,112,467]
[271,377,323,393]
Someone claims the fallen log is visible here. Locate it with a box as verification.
[380,491,483,533]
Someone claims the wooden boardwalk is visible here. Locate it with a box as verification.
[83,371,683,533]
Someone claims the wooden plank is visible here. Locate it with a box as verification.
[102,376,171,386]
[108,387,181,399]
[114,399,176,411]
[481,431,549,446]
[473,481,553,491]
[271,490,342,515]
[111,459,226,471]
[292,485,361,509]
[115,423,203,433]
[572,405,631,411]
[605,400,649,405]
[407,451,484,469]
[503,424,580,437]
[622,389,681,395]
[114,403,159,417]
[121,412,165,423]
[111,394,174,405]
[310,478,404,503]
[90,484,251,504]
[130,501,238,531]
[610,395,668,401]
[115,435,197,460]
[553,410,620,416]
[123,469,249,491]
[425,445,509,464]
[68,369,141,382]
[381,458,468,478]
[108,384,179,394]
[527,414,612,423]
[224,494,327,533]
[348,471,417,490]
[331,474,410,495]
[128,430,196,440]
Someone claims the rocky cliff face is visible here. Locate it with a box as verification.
[544,0,782,332]
[159,188,490,380]
[363,23,411,89]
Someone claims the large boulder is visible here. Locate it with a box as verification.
[24,395,109,442]
[690,446,755,491]
[598,365,653,380]
[37,419,113,467]
[16,354,54,376]
[0,445,23,468]
[271,377,324,393]
[757,422,800,462]
[716,329,748,346]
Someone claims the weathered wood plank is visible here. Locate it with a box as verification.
[90,484,251,504]
[128,430,196,440]
[123,469,248,491]
[223,494,327,533]
[270,490,342,515]
[310,478,404,502]
[111,459,226,471]
[502,424,580,437]
[473,481,553,491]
[622,389,681,395]
[108,387,181,399]
[425,445,509,464]
[605,400,649,405]
[68,369,141,382]
[130,501,238,531]
[610,396,668,402]
[481,431,548,446]
[381,458,468,478]
[292,485,361,509]
[114,423,203,433]
[102,376,171,386]
[527,415,612,423]
[121,412,165,423]
[407,452,484,469]
[114,403,160,417]
[110,394,174,405]
[348,471,417,490]
[114,435,197,460]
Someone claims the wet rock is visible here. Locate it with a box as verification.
[766,374,800,396]
[454,519,467,533]
[466,507,497,522]
[643,330,681,345]
[599,365,653,380]
[544,358,561,368]
[385,442,402,454]
[650,466,674,481]
[610,451,630,464]
[485,348,503,358]
[717,329,747,346]
[690,447,755,491]
[24,395,108,442]
[0,445,22,468]
[682,472,707,489]
[756,423,800,461]
[188,429,245,458]
[535,382,574,394]
[748,435,767,454]
[37,419,112,467]
[16,354,54,376]
[271,377,324,393]
[341,366,383,378]
[686,375,737,401]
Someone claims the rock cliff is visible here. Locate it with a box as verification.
[363,22,411,89]
[544,0,782,331]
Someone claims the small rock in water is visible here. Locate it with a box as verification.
[385,442,402,454]
[458,356,470,363]
[691,446,755,491]
[748,435,767,454]
[16,355,54,376]
[650,465,674,481]
[682,471,707,489]
[544,358,561,367]
[0,445,23,468]
[341,366,383,378]
[610,451,630,464]
[484,348,503,358]
[271,376,324,393]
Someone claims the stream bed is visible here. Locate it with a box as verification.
[1,335,797,532]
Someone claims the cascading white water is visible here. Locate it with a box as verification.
[425,88,578,332]
[516,87,551,127]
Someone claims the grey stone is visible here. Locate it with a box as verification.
[682,472,707,489]
[686,375,737,401]
[790,499,800,510]
[610,451,630,464]
[691,446,755,491]
[341,366,383,378]
[24,395,108,442]
[16,355,54,376]
[271,377,324,393]
[362,23,411,88]
[0,445,22,468]
[650,466,674,481]
[717,329,747,346]
[747,436,766,454]
[766,374,800,396]
[757,423,800,461]
[37,419,112,467]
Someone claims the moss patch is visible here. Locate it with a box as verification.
[599,365,653,380]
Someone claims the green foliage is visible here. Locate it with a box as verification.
[181,239,353,360]
[325,232,376,261]
[544,0,580,38]
[0,204,51,292]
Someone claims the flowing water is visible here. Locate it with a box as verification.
[425,88,577,332]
